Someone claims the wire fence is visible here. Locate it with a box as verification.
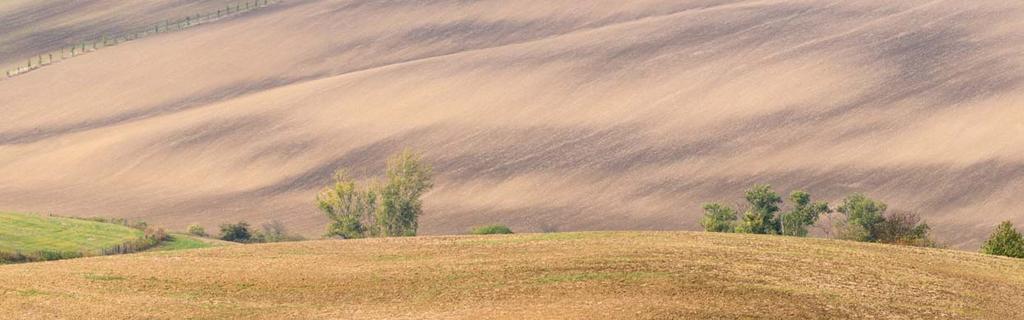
[2,0,278,80]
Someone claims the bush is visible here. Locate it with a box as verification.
[875,211,933,247]
[144,227,169,242]
[700,203,737,233]
[187,224,208,237]
[834,195,934,247]
[252,220,304,243]
[470,225,513,235]
[981,221,1024,259]
[219,222,253,243]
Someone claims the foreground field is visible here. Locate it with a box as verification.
[2,232,1022,319]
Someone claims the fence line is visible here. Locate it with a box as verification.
[2,0,278,80]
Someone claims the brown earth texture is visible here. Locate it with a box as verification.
[1,0,1024,249]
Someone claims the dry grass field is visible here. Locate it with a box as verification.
[1,0,1023,249]
[1,232,1022,319]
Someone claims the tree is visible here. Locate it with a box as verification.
[735,184,783,234]
[981,221,1024,259]
[875,211,933,246]
[187,224,208,237]
[255,220,302,243]
[700,203,738,233]
[318,171,377,239]
[780,191,830,237]
[835,193,887,242]
[219,221,252,243]
[319,150,433,238]
[375,150,434,237]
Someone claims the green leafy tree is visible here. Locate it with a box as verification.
[981,221,1024,259]
[700,203,738,233]
[318,171,377,239]
[835,193,887,242]
[780,191,830,237]
[319,150,433,238]
[219,221,252,243]
[735,184,783,234]
[375,150,434,237]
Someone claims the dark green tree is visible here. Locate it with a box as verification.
[700,203,738,233]
[875,211,933,246]
[780,191,830,237]
[835,193,887,242]
[735,184,783,234]
[981,221,1024,259]
[219,221,252,243]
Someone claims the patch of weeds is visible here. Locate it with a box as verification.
[374,253,429,262]
[536,271,669,284]
[461,232,599,245]
[84,273,125,281]
[234,283,255,291]
[16,289,46,297]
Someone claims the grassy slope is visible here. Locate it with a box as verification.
[0,212,142,253]
[148,233,236,252]
[1,232,1022,319]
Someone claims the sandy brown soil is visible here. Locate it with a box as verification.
[1,0,1023,248]
[2,232,1023,319]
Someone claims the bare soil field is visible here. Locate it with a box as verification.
[1,0,1023,248]
[1,232,1022,319]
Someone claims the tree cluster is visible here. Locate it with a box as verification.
[702,184,830,237]
[700,184,934,247]
[318,150,434,239]
[217,220,304,243]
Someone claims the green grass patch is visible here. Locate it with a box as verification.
[469,224,514,235]
[16,289,46,297]
[0,212,143,253]
[149,234,214,252]
[84,273,126,281]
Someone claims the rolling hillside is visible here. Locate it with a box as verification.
[1,232,1022,319]
[0,0,240,70]
[1,0,1023,248]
